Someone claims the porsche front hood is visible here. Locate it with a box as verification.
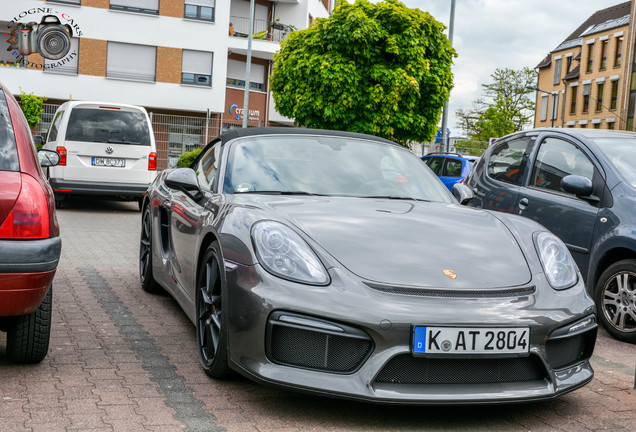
[258,196,532,289]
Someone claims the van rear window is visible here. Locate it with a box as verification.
[65,108,151,146]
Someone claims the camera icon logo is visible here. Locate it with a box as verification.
[9,15,73,60]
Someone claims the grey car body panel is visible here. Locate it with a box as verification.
[0,237,62,273]
[145,128,597,403]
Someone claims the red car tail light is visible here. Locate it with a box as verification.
[148,152,157,171]
[0,174,50,239]
[56,146,67,165]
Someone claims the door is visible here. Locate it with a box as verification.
[518,136,601,278]
[470,136,533,213]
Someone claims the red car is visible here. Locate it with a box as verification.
[0,82,61,363]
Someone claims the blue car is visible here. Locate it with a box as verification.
[421,153,477,191]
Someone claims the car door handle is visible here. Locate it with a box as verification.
[518,197,529,210]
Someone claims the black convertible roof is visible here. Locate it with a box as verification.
[217,127,398,146]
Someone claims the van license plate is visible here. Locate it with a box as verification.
[412,326,529,355]
[92,157,125,167]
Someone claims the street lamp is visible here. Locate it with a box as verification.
[526,85,557,127]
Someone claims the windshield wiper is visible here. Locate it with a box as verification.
[234,190,328,196]
[359,195,430,202]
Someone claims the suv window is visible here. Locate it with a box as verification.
[47,110,64,142]
[0,89,19,172]
[424,156,444,175]
[531,137,594,193]
[443,158,463,177]
[65,108,151,146]
[487,137,532,186]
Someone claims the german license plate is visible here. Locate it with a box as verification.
[413,326,529,355]
[92,157,125,167]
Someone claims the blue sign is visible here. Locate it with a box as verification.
[435,128,451,144]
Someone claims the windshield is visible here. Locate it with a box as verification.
[590,137,636,187]
[65,108,151,145]
[223,135,454,203]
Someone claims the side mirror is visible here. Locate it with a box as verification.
[452,182,474,205]
[561,175,593,197]
[37,149,60,167]
[32,135,44,146]
[165,168,202,199]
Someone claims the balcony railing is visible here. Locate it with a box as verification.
[229,16,294,43]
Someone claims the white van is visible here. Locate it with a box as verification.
[43,101,157,209]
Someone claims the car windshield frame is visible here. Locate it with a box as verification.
[0,88,19,172]
[221,134,454,203]
[589,137,636,188]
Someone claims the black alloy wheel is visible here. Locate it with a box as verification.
[196,243,232,378]
[596,259,636,344]
[139,204,161,293]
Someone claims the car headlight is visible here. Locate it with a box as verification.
[251,221,329,285]
[534,231,578,290]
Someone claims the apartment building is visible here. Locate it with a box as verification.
[533,1,636,130]
[0,0,330,168]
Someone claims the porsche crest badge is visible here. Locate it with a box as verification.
[442,269,457,279]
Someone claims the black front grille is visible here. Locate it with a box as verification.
[374,354,546,385]
[267,313,373,374]
[364,282,536,299]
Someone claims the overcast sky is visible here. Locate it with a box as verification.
[401,0,626,136]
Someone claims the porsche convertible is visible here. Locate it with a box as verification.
[139,127,597,404]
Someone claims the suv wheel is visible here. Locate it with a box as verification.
[595,259,636,343]
[6,286,52,363]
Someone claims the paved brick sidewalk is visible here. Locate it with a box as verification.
[0,200,634,431]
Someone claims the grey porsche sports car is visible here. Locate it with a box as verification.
[139,127,597,404]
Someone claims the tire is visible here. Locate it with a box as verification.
[55,198,63,209]
[196,243,232,378]
[595,259,636,343]
[139,204,161,293]
[6,286,52,364]
[137,198,143,212]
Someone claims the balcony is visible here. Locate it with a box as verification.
[229,16,294,43]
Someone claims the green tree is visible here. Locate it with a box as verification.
[270,0,455,146]
[456,67,536,143]
[176,147,202,168]
[18,90,47,130]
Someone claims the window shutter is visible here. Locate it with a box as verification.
[107,42,156,82]
[182,50,212,75]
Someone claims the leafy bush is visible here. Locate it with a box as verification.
[18,90,47,129]
[176,148,202,168]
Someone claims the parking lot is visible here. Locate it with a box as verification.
[0,200,634,432]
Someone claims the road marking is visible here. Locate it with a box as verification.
[79,266,225,432]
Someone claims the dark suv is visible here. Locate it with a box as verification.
[0,82,61,363]
[422,153,477,191]
[465,128,636,343]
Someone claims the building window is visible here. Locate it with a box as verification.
[540,94,549,121]
[553,57,562,85]
[107,42,156,82]
[181,50,213,86]
[610,80,619,110]
[615,36,623,67]
[44,37,79,75]
[593,122,601,129]
[110,0,159,14]
[550,93,559,121]
[582,84,591,112]
[570,86,577,114]
[600,39,608,70]
[566,56,573,74]
[226,59,265,91]
[184,0,215,22]
[596,82,604,112]
[586,43,594,73]
[607,121,616,129]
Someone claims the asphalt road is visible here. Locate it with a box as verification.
[0,199,634,432]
